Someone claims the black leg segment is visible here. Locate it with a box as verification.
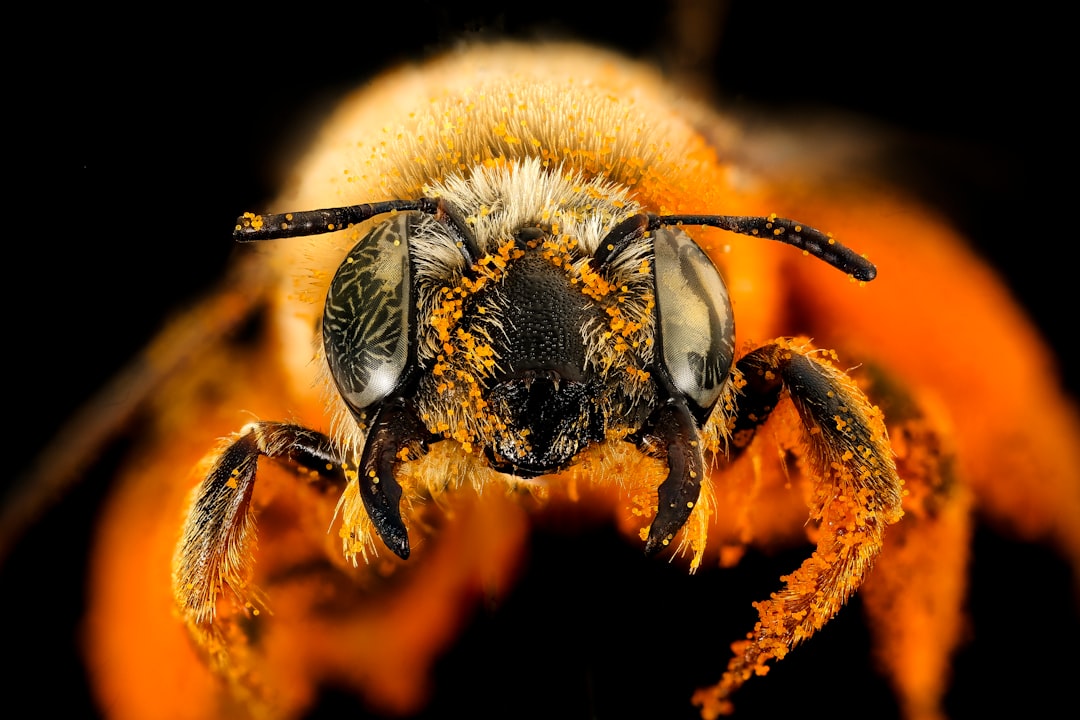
[173,422,345,623]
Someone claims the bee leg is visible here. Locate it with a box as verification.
[855,366,970,720]
[693,340,904,718]
[357,398,434,560]
[173,421,345,626]
[637,397,706,556]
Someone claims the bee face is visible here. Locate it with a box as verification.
[320,161,735,481]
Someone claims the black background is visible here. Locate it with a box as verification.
[8,2,1077,718]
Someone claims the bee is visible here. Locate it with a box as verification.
[5,31,1079,720]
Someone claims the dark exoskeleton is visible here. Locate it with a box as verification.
[176,196,878,575]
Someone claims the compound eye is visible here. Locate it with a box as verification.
[323,214,413,421]
[652,227,734,418]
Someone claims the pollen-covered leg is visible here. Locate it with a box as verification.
[358,398,435,560]
[172,422,345,627]
[693,340,903,718]
[639,400,706,555]
[857,369,971,720]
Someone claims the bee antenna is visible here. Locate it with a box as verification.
[651,213,877,281]
[233,198,481,264]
